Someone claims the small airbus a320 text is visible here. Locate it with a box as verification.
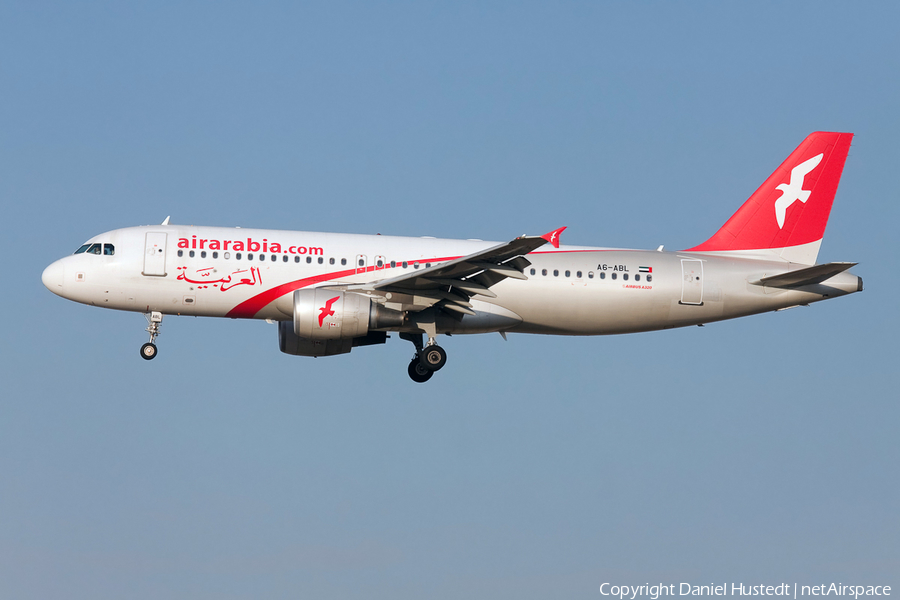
[43,132,862,382]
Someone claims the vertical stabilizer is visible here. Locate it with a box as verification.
[687,132,853,264]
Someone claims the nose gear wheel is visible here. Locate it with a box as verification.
[140,342,158,360]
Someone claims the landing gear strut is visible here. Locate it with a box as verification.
[400,332,447,383]
[141,311,163,360]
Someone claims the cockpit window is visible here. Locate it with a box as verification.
[75,243,112,255]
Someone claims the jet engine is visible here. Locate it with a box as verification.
[277,289,405,357]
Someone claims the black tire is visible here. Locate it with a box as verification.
[140,342,158,360]
[408,358,433,383]
[419,345,447,371]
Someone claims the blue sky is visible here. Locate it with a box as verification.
[1,2,898,598]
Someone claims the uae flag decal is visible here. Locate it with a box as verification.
[639,266,652,273]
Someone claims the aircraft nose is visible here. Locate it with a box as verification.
[42,259,65,296]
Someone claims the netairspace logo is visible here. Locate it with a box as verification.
[599,584,892,600]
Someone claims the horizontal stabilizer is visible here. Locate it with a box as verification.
[754,262,857,288]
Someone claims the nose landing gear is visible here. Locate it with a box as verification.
[400,332,447,383]
[140,311,163,360]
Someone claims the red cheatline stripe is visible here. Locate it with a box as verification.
[226,268,358,318]
[225,246,618,318]
[226,254,461,318]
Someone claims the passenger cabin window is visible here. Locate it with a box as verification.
[542,269,547,276]
[634,274,640,281]
[565,270,570,277]
[318,257,324,264]
[74,244,90,254]
[576,271,582,278]
[588,271,594,279]
[282,255,288,262]
[189,250,195,258]
[306,256,312,264]
[646,275,652,282]
[294,256,299,263]
[213,252,219,259]
[330,258,335,265]
[200,251,207,258]
[530,268,536,275]
[177,250,183,257]
[342,258,348,266]
[553,269,559,277]
[103,244,115,255]
[623,273,628,281]
[611,272,617,280]
[600,272,606,279]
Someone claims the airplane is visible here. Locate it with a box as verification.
[42,131,862,382]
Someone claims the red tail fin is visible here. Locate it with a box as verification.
[688,132,853,264]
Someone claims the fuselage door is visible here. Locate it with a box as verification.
[355,254,367,275]
[143,232,168,277]
[680,259,703,305]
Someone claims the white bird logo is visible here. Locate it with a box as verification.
[774,153,823,229]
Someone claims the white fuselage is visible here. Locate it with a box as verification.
[42,224,861,336]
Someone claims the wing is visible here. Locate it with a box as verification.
[344,228,564,316]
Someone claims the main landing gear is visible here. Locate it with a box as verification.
[140,311,163,360]
[400,332,447,383]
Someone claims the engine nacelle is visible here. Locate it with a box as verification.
[278,321,388,357]
[293,289,371,340]
[291,289,406,340]
[277,289,405,356]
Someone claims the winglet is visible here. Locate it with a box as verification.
[541,226,567,249]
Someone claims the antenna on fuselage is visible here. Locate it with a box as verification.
[161,216,171,226]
